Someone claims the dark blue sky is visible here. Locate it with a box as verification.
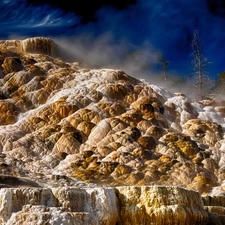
[1,0,225,80]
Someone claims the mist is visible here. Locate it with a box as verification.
[52,0,225,99]
[54,33,158,74]
[2,0,225,99]
[54,33,202,99]
[65,0,225,80]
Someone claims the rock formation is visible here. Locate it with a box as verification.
[0,37,57,57]
[116,186,208,225]
[0,186,210,225]
[0,37,225,224]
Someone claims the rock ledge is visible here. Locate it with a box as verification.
[0,185,215,225]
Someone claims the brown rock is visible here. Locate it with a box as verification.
[183,119,223,146]
[0,100,18,124]
[53,132,83,155]
[138,135,157,150]
[146,125,165,139]
[21,37,57,56]
[125,171,144,185]
[188,174,218,194]
[105,83,128,99]
[2,57,23,74]
[51,101,78,118]
[111,165,133,178]
[76,121,95,137]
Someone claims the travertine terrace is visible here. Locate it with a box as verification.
[0,37,225,224]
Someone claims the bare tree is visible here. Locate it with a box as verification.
[158,51,169,82]
[191,30,212,98]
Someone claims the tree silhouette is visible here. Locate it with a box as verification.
[191,30,212,98]
[158,51,169,82]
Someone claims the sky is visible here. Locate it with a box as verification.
[1,0,225,81]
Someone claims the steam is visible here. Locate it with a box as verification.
[51,0,225,98]
[54,33,158,75]
[61,0,225,79]
[54,33,200,98]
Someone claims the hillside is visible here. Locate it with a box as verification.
[0,37,225,224]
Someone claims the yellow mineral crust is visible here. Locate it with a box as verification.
[0,186,212,225]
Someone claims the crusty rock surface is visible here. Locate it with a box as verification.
[116,186,208,225]
[0,37,57,57]
[0,187,118,225]
[0,186,209,225]
[0,37,225,194]
[0,37,225,223]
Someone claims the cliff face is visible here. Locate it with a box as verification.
[0,37,225,224]
[0,186,209,225]
[0,187,118,225]
[0,37,57,58]
[116,186,208,225]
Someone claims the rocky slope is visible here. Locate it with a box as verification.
[0,37,225,224]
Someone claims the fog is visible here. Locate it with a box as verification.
[54,33,203,99]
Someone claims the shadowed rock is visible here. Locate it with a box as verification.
[0,175,40,188]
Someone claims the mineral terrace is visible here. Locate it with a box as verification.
[0,37,224,224]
